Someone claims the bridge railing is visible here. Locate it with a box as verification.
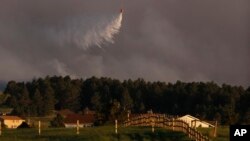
[124,114,210,141]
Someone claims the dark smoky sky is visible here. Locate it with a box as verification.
[0,0,249,87]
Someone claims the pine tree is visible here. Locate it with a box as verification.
[19,86,31,116]
[42,85,55,116]
[32,89,43,116]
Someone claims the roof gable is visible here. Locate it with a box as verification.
[179,115,200,120]
[0,116,24,120]
[178,114,215,127]
[200,120,215,127]
[64,114,95,124]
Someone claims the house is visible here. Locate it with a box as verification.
[177,115,214,128]
[64,113,95,128]
[0,116,25,129]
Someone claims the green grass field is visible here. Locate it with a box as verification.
[0,125,230,141]
[0,126,192,141]
[197,126,229,141]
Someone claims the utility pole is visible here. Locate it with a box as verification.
[0,121,2,136]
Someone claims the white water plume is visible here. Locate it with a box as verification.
[51,13,123,50]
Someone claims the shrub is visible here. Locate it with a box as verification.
[50,114,65,127]
[17,122,30,128]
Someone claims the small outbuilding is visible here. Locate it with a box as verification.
[177,115,214,128]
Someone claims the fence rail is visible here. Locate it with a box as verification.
[124,114,209,141]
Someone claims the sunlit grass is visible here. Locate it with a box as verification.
[197,126,229,141]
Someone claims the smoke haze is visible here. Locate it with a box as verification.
[0,0,249,87]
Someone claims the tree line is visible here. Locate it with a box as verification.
[1,76,249,125]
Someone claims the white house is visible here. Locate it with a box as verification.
[177,115,214,128]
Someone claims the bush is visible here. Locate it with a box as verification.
[17,122,30,128]
[50,114,65,127]
[1,121,7,129]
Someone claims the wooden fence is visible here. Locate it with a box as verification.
[124,114,210,141]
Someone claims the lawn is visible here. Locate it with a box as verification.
[0,126,193,141]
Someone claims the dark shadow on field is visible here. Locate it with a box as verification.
[144,130,193,141]
[35,135,88,141]
[110,133,122,141]
[125,133,144,141]
[115,127,194,141]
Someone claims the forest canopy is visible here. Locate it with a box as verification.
[1,76,249,125]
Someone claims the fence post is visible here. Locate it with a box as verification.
[0,121,2,136]
[152,119,155,133]
[188,127,191,138]
[196,130,199,141]
[76,120,79,135]
[182,121,184,132]
[172,118,174,131]
[127,110,130,122]
[213,120,217,137]
[38,121,41,135]
[115,119,118,134]
[27,118,30,126]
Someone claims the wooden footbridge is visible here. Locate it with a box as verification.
[123,113,210,141]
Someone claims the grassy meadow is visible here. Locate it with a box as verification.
[0,121,230,141]
[197,126,229,141]
[0,126,192,141]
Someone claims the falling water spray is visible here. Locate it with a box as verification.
[51,13,123,50]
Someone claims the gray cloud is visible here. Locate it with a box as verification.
[0,0,249,87]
